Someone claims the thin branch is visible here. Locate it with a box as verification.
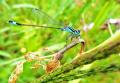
[54,38,85,60]
[35,30,120,82]
[46,38,85,72]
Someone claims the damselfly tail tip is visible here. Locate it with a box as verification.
[8,20,22,25]
[8,20,14,23]
[8,20,16,25]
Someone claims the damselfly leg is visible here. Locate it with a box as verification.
[64,34,72,47]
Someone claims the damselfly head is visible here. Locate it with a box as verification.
[74,29,80,36]
[77,30,80,33]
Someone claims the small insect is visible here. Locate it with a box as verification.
[9,8,80,43]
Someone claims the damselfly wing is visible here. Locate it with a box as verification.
[9,8,65,36]
[9,8,80,39]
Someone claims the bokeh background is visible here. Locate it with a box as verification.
[0,0,120,83]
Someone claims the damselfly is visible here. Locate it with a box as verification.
[9,8,80,42]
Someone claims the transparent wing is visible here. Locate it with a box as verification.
[8,7,65,36]
[32,8,64,28]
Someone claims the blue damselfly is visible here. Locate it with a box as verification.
[9,8,81,43]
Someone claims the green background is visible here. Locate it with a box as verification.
[0,0,120,83]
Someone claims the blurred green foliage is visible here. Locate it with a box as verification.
[0,0,120,83]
